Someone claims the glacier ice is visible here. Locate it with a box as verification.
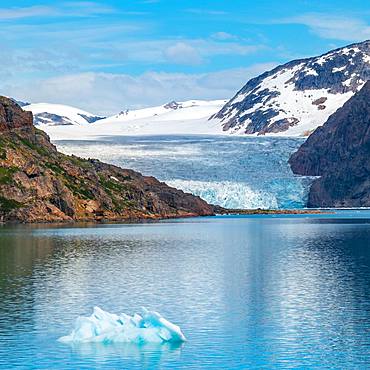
[59,307,187,344]
[53,136,311,209]
[166,179,279,209]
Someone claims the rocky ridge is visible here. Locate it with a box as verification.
[289,81,370,207]
[0,97,214,222]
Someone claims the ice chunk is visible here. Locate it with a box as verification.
[59,307,187,344]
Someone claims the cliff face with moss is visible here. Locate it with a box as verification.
[289,81,370,207]
[0,97,214,222]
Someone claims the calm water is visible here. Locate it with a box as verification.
[55,135,312,209]
[1,213,370,369]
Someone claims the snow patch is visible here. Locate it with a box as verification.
[24,103,104,126]
[332,66,346,73]
[304,67,318,76]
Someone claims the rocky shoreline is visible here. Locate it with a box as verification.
[0,208,329,225]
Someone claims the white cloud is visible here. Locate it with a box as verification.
[0,6,55,19]
[0,2,115,20]
[164,42,203,65]
[211,32,237,41]
[185,8,228,16]
[89,38,264,66]
[279,13,370,41]
[4,63,276,115]
[0,18,264,68]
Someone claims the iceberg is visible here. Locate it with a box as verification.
[58,307,187,344]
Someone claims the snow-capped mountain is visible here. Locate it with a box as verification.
[104,100,226,123]
[11,98,29,107]
[42,100,227,140]
[23,103,105,126]
[213,40,370,136]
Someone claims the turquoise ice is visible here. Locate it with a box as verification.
[59,307,186,344]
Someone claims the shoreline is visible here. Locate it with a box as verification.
[217,208,329,215]
[0,208,334,225]
[2,208,370,226]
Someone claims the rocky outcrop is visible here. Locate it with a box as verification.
[0,97,215,222]
[289,81,370,207]
[0,97,34,132]
[213,40,370,135]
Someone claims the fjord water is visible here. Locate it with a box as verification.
[1,214,370,369]
[55,135,311,209]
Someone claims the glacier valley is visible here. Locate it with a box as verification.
[54,135,312,209]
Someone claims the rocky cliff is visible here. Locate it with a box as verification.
[289,81,370,207]
[213,40,370,135]
[0,97,214,222]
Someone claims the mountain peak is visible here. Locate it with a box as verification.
[213,40,370,136]
[164,101,182,110]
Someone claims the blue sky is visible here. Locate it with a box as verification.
[1,0,370,114]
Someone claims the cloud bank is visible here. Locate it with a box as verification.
[4,63,276,115]
[278,13,370,42]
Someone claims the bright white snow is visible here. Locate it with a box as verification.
[59,307,187,344]
[42,100,227,140]
[216,44,370,136]
[24,103,103,126]
[221,62,357,136]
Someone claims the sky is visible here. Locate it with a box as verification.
[0,0,370,115]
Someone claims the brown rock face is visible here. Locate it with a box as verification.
[289,81,370,207]
[0,97,215,222]
[0,97,33,132]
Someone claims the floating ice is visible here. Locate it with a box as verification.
[59,307,186,344]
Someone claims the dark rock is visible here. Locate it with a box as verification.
[78,113,105,123]
[0,97,33,132]
[312,97,327,105]
[164,101,182,110]
[33,112,73,126]
[289,81,370,207]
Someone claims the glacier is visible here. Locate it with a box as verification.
[166,179,279,209]
[59,307,187,344]
[52,136,310,210]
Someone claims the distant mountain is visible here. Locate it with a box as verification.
[212,40,370,136]
[289,81,370,207]
[107,100,227,123]
[41,100,227,140]
[11,98,30,107]
[23,103,105,126]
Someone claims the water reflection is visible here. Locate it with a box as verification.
[66,342,184,368]
[0,217,369,368]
